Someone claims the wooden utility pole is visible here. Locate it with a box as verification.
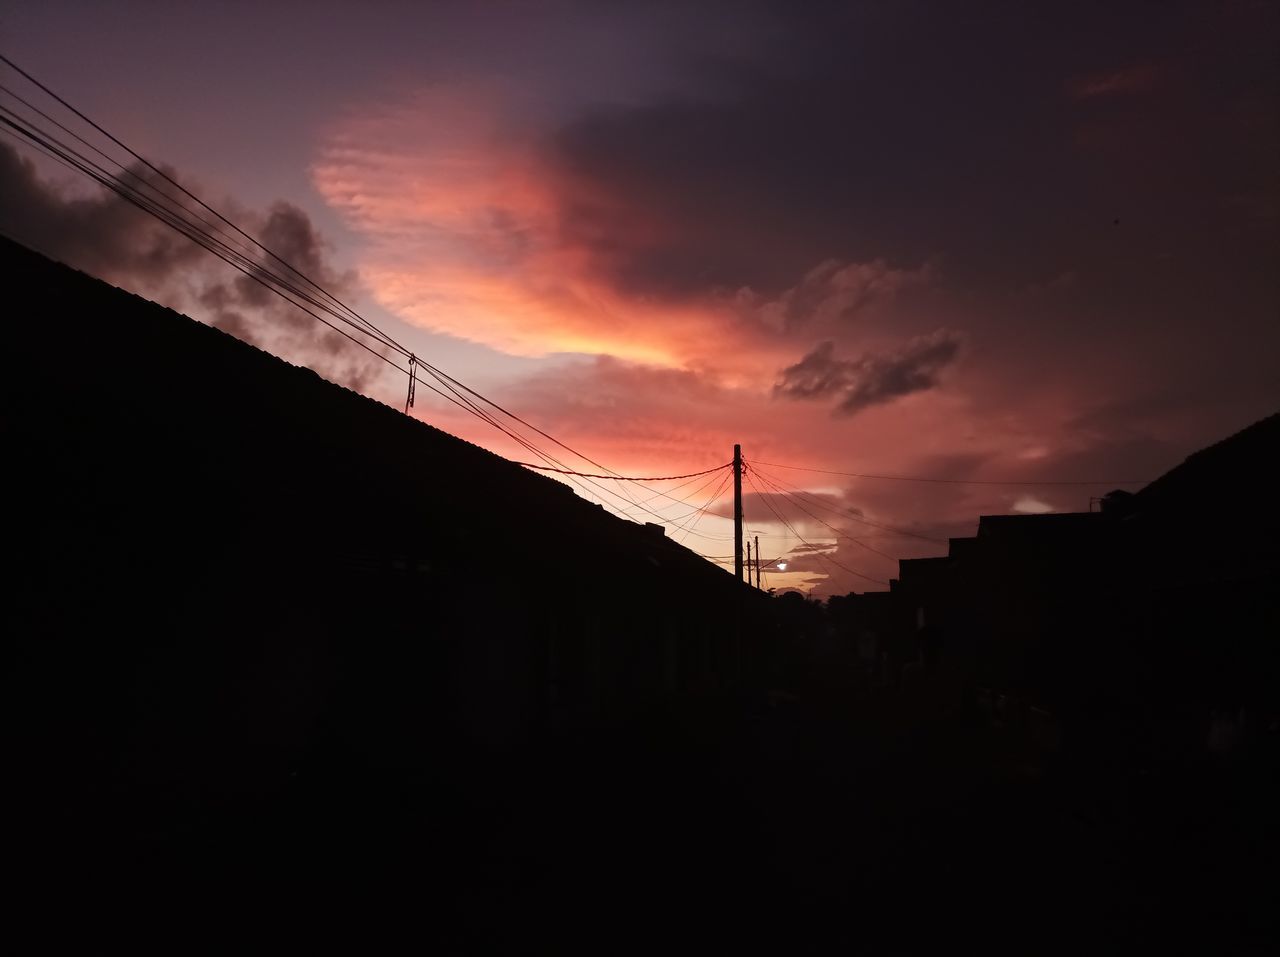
[755,534,761,589]
[733,443,744,581]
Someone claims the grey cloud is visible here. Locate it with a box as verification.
[772,341,849,399]
[0,142,204,283]
[232,202,355,313]
[744,258,930,332]
[0,142,386,393]
[774,331,963,415]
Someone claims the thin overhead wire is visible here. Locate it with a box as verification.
[1,118,400,368]
[0,63,709,534]
[0,111,399,366]
[515,462,730,482]
[0,55,667,498]
[630,469,723,508]
[0,56,978,571]
[657,470,733,525]
[0,53,403,354]
[748,462,948,545]
[749,458,1147,487]
[700,552,788,567]
[745,471,889,586]
[747,465,900,561]
[676,471,734,545]
[0,83,308,320]
[0,116,573,494]
[0,106,668,536]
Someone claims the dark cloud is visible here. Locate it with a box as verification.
[774,331,962,415]
[708,488,854,529]
[548,5,1164,296]
[545,0,1278,385]
[0,142,204,282]
[736,258,930,331]
[231,202,354,314]
[772,342,846,400]
[0,142,386,393]
[772,506,972,597]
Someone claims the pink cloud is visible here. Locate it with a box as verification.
[311,87,941,383]
[306,83,1229,595]
[312,88,755,366]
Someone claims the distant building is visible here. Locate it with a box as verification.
[878,413,1280,764]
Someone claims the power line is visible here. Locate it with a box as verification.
[745,471,889,586]
[631,469,723,508]
[0,102,593,508]
[0,56,936,573]
[676,471,734,545]
[0,53,403,356]
[0,55,657,491]
[746,466,901,561]
[515,462,730,482]
[660,471,733,525]
[0,58,722,537]
[748,462,948,545]
[0,110,403,370]
[670,472,731,536]
[0,82,304,323]
[750,458,1147,487]
[701,552,788,566]
[0,104,682,538]
[0,119,402,374]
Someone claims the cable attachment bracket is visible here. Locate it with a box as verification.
[405,354,418,413]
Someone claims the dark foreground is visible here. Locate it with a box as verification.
[17,682,1275,956]
[5,236,1276,953]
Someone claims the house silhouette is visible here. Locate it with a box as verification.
[869,411,1280,763]
[3,235,769,926]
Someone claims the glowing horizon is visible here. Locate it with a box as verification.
[3,1,1275,594]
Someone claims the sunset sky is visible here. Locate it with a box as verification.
[2,0,1276,594]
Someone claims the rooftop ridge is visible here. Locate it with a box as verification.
[3,233,745,582]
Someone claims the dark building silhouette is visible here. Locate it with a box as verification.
[791,419,1278,955]
[3,237,772,938]
[863,413,1280,765]
[7,233,1276,953]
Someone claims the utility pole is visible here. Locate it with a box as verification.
[733,443,744,581]
[755,534,761,589]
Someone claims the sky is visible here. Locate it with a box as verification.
[2,0,1277,594]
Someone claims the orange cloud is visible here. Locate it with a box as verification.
[311,87,940,385]
[307,86,1197,597]
[312,88,753,367]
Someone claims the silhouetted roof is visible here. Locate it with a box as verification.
[976,512,1104,541]
[897,556,948,589]
[1135,411,1280,518]
[3,235,754,606]
[935,414,1280,586]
